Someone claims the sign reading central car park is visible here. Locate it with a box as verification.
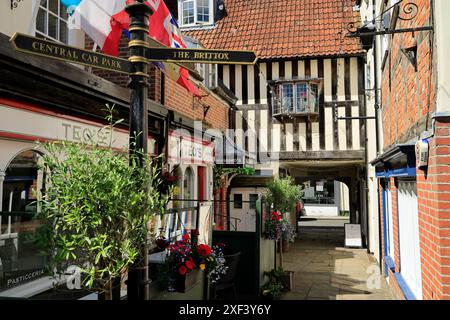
[9,33,258,73]
[10,33,132,74]
[146,47,258,65]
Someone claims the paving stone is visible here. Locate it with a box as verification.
[280,221,397,301]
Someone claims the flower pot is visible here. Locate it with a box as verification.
[175,269,202,293]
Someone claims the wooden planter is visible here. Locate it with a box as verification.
[175,269,202,293]
[279,271,294,292]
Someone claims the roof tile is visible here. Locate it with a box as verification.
[184,0,363,59]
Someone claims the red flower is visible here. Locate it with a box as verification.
[179,265,188,275]
[197,244,212,257]
[185,259,195,270]
[182,233,190,241]
[271,211,282,221]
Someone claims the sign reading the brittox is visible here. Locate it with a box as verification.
[146,47,258,65]
[168,131,214,165]
[10,33,132,74]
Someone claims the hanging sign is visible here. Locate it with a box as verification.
[10,33,132,74]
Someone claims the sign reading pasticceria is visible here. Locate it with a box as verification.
[10,33,132,74]
[146,47,258,65]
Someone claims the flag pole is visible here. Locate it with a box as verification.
[125,0,152,300]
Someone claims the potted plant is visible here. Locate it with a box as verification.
[33,106,171,300]
[264,267,294,292]
[265,177,301,268]
[261,269,284,300]
[158,231,228,293]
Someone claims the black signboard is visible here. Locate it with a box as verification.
[10,33,132,74]
[146,47,257,65]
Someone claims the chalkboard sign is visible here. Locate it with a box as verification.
[345,223,362,248]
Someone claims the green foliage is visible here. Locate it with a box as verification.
[33,105,171,294]
[265,177,302,214]
[213,165,256,191]
[261,268,285,298]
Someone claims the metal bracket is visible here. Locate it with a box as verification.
[11,0,23,10]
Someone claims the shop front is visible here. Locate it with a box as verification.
[0,98,158,298]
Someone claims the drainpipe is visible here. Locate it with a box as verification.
[373,0,383,272]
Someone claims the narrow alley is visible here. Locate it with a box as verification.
[281,217,396,300]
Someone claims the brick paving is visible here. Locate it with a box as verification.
[280,219,397,300]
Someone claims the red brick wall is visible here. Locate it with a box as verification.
[381,0,435,149]
[164,76,229,131]
[417,118,450,300]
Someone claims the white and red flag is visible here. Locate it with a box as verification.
[63,0,201,97]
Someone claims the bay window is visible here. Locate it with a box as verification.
[272,81,321,116]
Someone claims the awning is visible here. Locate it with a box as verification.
[370,142,417,178]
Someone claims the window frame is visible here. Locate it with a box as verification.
[35,0,69,44]
[233,194,243,209]
[272,80,322,116]
[179,0,214,27]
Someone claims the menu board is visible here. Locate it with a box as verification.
[345,223,362,248]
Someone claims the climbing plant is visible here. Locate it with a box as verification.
[213,165,256,191]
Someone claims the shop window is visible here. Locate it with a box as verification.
[1,150,47,294]
[179,0,213,27]
[233,194,242,209]
[300,179,336,205]
[272,81,321,116]
[249,194,258,210]
[36,0,69,44]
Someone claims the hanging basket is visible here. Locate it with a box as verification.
[174,269,202,293]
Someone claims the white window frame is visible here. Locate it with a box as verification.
[397,181,423,299]
[197,63,218,88]
[179,0,214,27]
[385,184,395,260]
[35,0,69,44]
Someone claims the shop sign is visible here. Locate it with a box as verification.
[0,104,157,154]
[1,269,45,290]
[168,133,214,165]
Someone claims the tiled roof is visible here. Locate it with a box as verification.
[184,0,364,59]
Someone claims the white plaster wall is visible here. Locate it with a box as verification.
[358,0,383,263]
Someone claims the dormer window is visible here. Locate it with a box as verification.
[271,80,322,117]
[179,0,213,27]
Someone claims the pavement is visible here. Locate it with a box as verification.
[280,218,396,300]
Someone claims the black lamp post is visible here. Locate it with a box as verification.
[125,0,152,300]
